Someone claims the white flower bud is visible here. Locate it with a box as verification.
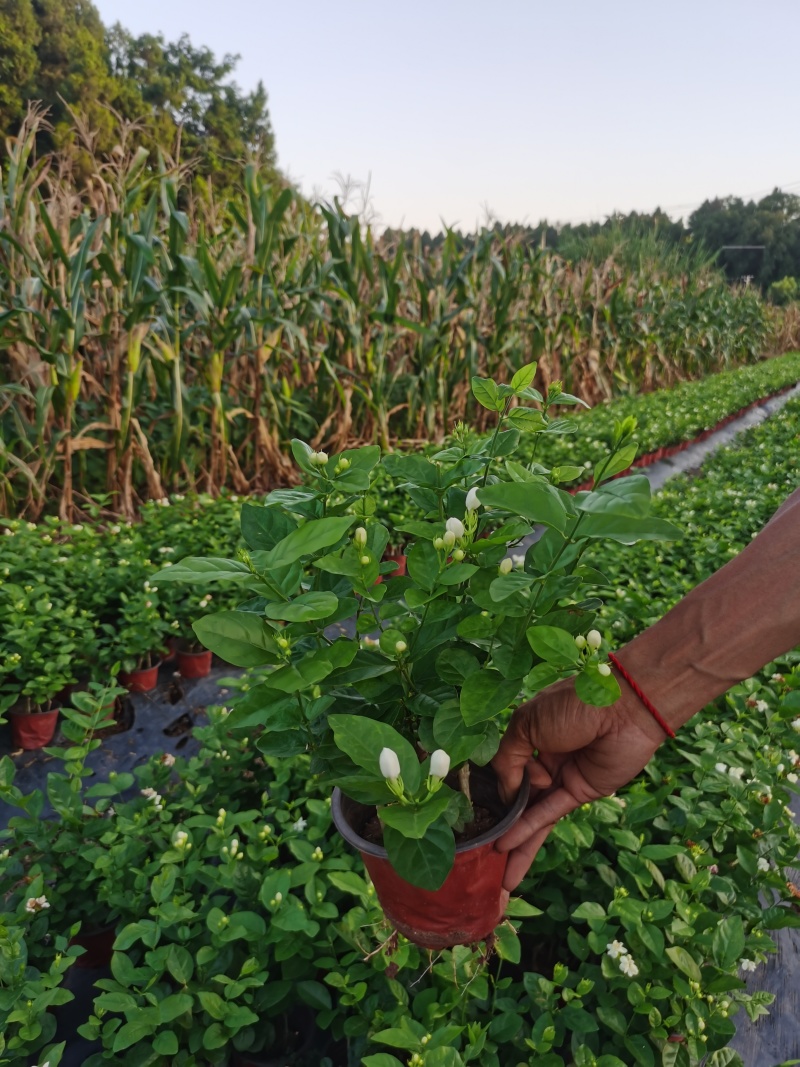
[586,629,602,651]
[442,530,456,548]
[445,517,465,538]
[465,488,481,511]
[598,663,611,677]
[354,526,367,547]
[498,557,513,575]
[430,750,450,779]
[379,747,402,781]
[394,640,407,654]
[433,537,445,550]
[574,635,586,649]
[310,450,328,466]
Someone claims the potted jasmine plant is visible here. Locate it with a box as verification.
[155,363,680,948]
[0,584,92,749]
[102,588,169,692]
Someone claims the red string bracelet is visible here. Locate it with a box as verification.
[607,652,676,739]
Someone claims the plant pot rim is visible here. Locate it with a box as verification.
[8,706,59,718]
[332,767,530,859]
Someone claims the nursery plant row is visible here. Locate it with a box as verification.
[1,394,799,1067]
[2,355,799,742]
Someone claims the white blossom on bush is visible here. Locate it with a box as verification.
[25,895,49,914]
[606,940,627,960]
[739,958,758,972]
[618,954,639,978]
[757,857,770,872]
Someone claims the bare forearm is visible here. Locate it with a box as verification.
[616,487,800,732]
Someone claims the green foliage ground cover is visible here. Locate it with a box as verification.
[1,356,798,714]
[1,396,799,1067]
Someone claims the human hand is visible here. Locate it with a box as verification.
[492,676,665,890]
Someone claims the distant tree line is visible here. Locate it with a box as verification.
[387,194,800,298]
[0,0,275,188]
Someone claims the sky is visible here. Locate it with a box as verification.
[92,0,800,234]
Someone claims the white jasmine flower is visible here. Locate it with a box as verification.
[429,750,450,779]
[498,557,513,575]
[728,767,744,780]
[445,517,465,538]
[791,719,800,732]
[755,700,769,712]
[379,748,402,782]
[618,954,639,977]
[25,895,50,914]
[291,817,308,832]
[757,857,770,872]
[161,753,176,767]
[442,530,456,548]
[511,553,525,567]
[465,488,481,511]
[606,940,627,960]
[714,762,727,774]
[739,958,758,972]
[586,630,602,651]
[787,772,798,783]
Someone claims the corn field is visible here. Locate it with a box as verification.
[0,110,785,520]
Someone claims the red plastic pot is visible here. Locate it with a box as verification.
[332,768,530,949]
[384,550,407,578]
[8,708,59,750]
[119,662,160,693]
[177,647,213,679]
[69,923,116,969]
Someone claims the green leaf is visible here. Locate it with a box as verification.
[575,665,621,707]
[153,556,251,583]
[362,1057,405,1067]
[383,819,455,890]
[433,701,497,765]
[594,443,637,484]
[489,572,535,601]
[153,1031,179,1055]
[574,476,652,518]
[478,480,567,532]
[263,591,338,622]
[240,503,296,550]
[526,625,581,666]
[706,1052,744,1067]
[113,1018,157,1052]
[159,993,193,1024]
[264,516,354,568]
[511,362,538,392]
[379,790,453,838]
[665,945,702,983]
[507,408,547,432]
[472,376,503,411]
[192,611,279,667]
[577,512,683,544]
[407,538,440,591]
[460,670,521,726]
[711,915,745,969]
[329,714,421,793]
[165,944,194,985]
